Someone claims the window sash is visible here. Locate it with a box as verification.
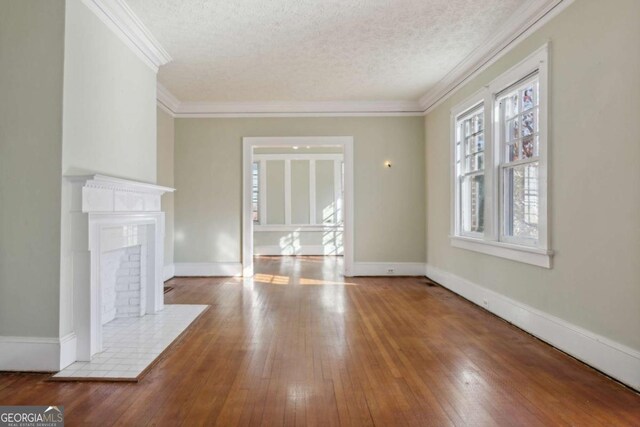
[497,74,540,246]
[455,103,485,237]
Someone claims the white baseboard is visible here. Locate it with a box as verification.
[0,333,77,372]
[425,264,640,391]
[254,245,343,256]
[163,263,175,281]
[174,262,243,277]
[351,262,426,276]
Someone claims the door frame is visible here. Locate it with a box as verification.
[242,136,354,277]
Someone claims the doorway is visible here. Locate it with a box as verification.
[242,137,354,277]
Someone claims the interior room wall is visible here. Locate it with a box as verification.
[60,0,157,183]
[425,0,640,353]
[58,0,160,339]
[0,0,65,339]
[157,107,175,272]
[174,117,425,267]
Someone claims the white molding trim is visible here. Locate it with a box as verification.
[61,175,172,363]
[0,333,77,372]
[165,100,423,118]
[163,263,175,281]
[254,245,342,256]
[243,137,355,277]
[157,83,180,116]
[352,262,426,276]
[451,236,552,268]
[81,0,172,73]
[426,264,640,392]
[155,85,423,117]
[67,173,175,197]
[174,262,243,277]
[419,0,574,114]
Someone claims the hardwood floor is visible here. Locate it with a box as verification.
[1,256,639,426]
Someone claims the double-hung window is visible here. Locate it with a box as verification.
[450,44,551,268]
[454,104,486,237]
[497,75,540,244]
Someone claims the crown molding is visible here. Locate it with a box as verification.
[155,86,423,117]
[82,0,172,73]
[157,83,180,116]
[174,100,424,117]
[419,0,574,114]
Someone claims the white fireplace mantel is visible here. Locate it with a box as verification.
[68,174,174,214]
[59,174,174,368]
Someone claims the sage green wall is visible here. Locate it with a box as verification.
[315,160,335,224]
[174,117,425,263]
[157,107,175,266]
[58,0,161,338]
[425,0,640,350]
[266,161,285,224]
[0,0,65,338]
[61,0,157,183]
[291,160,310,224]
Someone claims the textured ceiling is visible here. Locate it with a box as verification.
[127,0,523,103]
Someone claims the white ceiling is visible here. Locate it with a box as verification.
[127,0,524,104]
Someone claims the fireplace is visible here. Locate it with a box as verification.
[60,175,174,366]
[101,244,143,324]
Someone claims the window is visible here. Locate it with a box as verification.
[455,104,485,237]
[252,161,260,224]
[498,75,540,244]
[450,44,551,268]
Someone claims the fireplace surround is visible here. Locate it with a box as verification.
[60,175,174,366]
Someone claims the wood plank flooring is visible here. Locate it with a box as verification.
[1,256,639,426]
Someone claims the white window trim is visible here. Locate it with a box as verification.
[450,43,552,268]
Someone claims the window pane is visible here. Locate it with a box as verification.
[504,162,539,240]
[471,134,484,154]
[465,152,484,172]
[461,174,485,233]
[506,141,519,162]
[472,114,483,133]
[522,110,536,137]
[522,85,536,110]
[506,116,519,142]
[464,119,471,137]
[505,93,519,118]
[523,136,535,158]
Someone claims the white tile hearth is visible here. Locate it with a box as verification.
[52,304,207,381]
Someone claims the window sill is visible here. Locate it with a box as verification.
[450,235,553,268]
